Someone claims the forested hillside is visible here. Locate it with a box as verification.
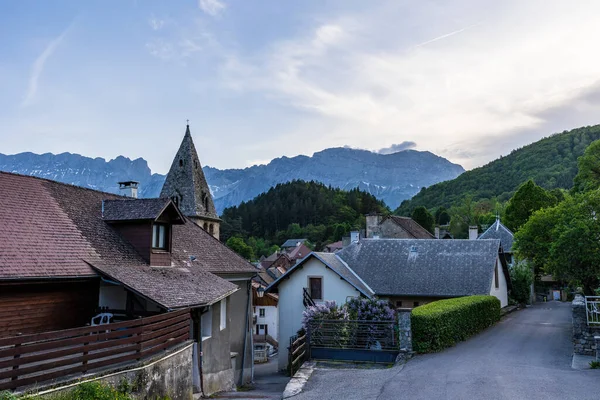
[221,180,389,253]
[396,125,600,215]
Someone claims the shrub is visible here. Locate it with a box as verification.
[346,298,395,321]
[411,295,501,353]
[590,360,600,369]
[301,301,348,329]
[510,262,533,304]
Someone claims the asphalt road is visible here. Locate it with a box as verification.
[295,301,600,400]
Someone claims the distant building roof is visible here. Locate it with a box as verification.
[281,239,308,248]
[336,239,504,298]
[286,243,311,260]
[267,252,375,298]
[324,241,344,252]
[384,216,436,239]
[478,217,514,253]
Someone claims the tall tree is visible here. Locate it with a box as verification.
[504,180,557,232]
[411,206,435,234]
[573,139,600,193]
[514,190,600,294]
[434,207,451,225]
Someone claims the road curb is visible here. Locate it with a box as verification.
[282,361,315,399]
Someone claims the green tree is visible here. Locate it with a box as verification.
[573,139,600,193]
[411,206,435,234]
[504,180,557,232]
[510,262,533,304]
[226,236,255,261]
[434,207,451,225]
[514,190,600,294]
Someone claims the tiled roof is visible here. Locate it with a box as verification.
[337,239,501,297]
[385,216,436,239]
[281,239,307,248]
[102,198,179,221]
[286,243,311,260]
[479,218,514,253]
[0,172,254,307]
[90,262,238,309]
[266,252,374,298]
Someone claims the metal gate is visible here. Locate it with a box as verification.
[307,319,398,363]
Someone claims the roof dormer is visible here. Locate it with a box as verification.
[103,198,185,266]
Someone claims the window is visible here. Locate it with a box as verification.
[395,301,403,308]
[259,308,265,318]
[209,224,214,235]
[309,277,323,300]
[201,307,212,340]
[179,159,183,168]
[413,301,419,308]
[152,224,168,250]
[203,222,208,230]
[220,299,227,330]
[494,264,499,289]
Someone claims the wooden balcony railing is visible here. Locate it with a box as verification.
[0,308,191,391]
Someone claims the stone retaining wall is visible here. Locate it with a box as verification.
[572,295,600,357]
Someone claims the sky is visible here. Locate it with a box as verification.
[2,0,600,174]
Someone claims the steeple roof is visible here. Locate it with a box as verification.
[160,124,219,221]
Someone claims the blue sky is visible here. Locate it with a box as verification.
[2,1,600,173]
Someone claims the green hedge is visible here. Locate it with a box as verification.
[411,295,501,353]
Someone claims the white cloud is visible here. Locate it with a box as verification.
[149,16,165,31]
[216,0,600,169]
[21,23,73,107]
[198,0,226,17]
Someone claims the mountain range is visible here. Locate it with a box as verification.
[0,148,465,213]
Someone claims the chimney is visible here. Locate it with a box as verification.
[118,181,139,198]
[350,231,360,243]
[469,226,478,240]
[434,226,440,239]
[365,212,382,238]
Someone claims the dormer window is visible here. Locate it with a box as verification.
[152,223,169,250]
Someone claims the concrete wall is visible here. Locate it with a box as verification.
[255,305,278,341]
[489,258,509,308]
[200,299,235,396]
[277,257,362,370]
[572,294,600,356]
[38,343,194,400]
[226,279,253,386]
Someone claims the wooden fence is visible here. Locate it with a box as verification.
[288,333,307,377]
[0,308,191,391]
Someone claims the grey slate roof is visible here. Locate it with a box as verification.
[281,239,308,248]
[160,125,220,220]
[478,218,514,253]
[336,239,501,297]
[102,198,182,221]
[266,252,374,298]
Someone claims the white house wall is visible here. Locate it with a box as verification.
[489,258,508,307]
[277,257,362,370]
[255,305,278,341]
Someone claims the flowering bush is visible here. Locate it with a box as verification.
[301,300,348,329]
[346,298,396,321]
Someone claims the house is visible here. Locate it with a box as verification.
[0,125,256,396]
[267,239,510,370]
[366,214,435,239]
[281,238,308,250]
[266,252,375,370]
[323,240,343,253]
[252,282,279,357]
[477,217,514,265]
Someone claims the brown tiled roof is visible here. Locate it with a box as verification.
[286,243,311,260]
[102,198,181,222]
[0,172,255,307]
[386,216,436,239]
[90,262,238,309]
